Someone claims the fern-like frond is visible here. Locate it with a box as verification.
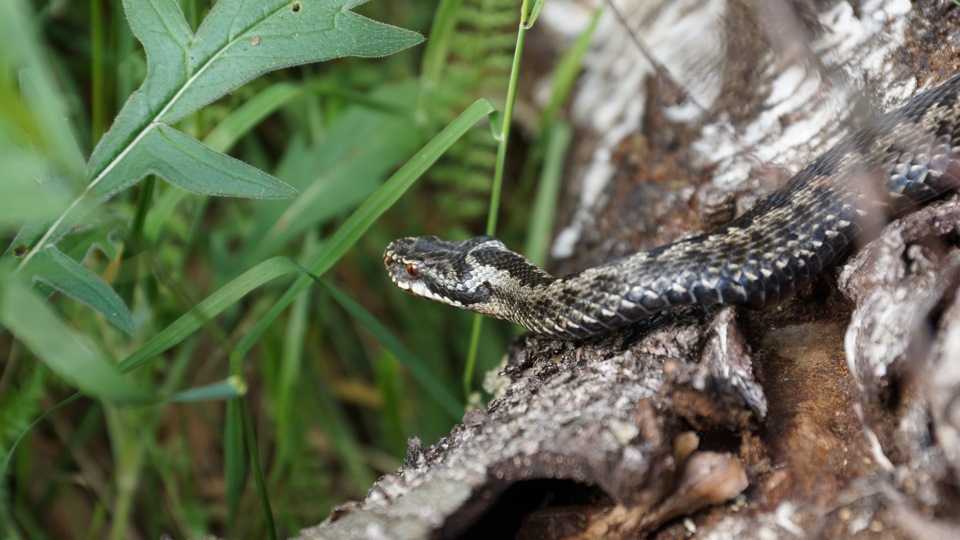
[426,0,519,221]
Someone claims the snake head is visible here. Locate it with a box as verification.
[384,236,504,309]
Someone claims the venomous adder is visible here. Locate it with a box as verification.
[385,72,960,339]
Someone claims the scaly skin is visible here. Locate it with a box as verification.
[385,72,960,339]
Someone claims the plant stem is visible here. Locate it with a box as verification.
[464,0,533,399]
[242,398,277,540]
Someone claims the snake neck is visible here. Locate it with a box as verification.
[467,249,559,325]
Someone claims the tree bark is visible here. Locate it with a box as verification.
[299,1,960,538]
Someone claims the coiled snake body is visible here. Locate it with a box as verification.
[385,72,960,339]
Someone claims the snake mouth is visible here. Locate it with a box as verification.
[383,253,411,288]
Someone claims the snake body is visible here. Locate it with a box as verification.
[385,72,960,339]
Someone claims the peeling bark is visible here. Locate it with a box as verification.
[299,2,960,538]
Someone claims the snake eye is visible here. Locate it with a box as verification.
[405,263,419,278]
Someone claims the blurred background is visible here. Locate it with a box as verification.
[0,0,590,537]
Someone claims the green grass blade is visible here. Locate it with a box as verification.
[235,98,497,357]
[417,0,463,123]
[203,83,305,153]
[541,7,600,124]
[465,5,529,395]
[243,84,422,264]
[168,377,248,402]
[376,351,406,455]
[0,394,83,515]
[241,399,277,540]
[141,187,190,246]
[462,315,485,401]
[224,398,246,532]
[526,121,572,266]
[484,8,526,236]
[525,0,547,28]
[117,256,306,373]
[323,281,462,418]
[304,97,497,274]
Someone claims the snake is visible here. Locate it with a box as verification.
[384,71,960,339]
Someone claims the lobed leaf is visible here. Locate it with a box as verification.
[87,0,423,180]
[91,124,298,200]
[22,246,134,334]
[17,0,422,258]
[9,0,423,336]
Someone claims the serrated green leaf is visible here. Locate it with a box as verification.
[88,0,423,177]
[22,246,134,334]
[94,124,298,199]
[0,271,152,403]
[166,0,423,123]
[13,0,423,268]
[142,82,309,244]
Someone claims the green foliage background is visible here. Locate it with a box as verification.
[0,0,584,538]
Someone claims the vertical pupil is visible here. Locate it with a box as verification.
[406,263,419,277]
